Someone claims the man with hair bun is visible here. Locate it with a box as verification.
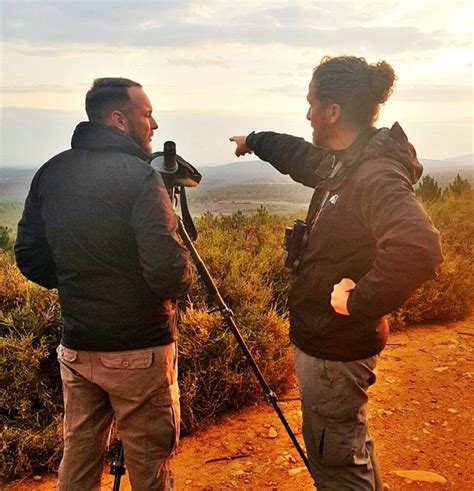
[231,56,442,490]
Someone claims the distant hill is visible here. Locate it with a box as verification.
[199,154,473,187]
[1,153,472,203]
[0,167,36,202]
[419,155,473,187]
[198,161,292,185]
[420,154,472,171]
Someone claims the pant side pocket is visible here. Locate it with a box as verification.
[319,420,370,467]
[146,381,180,460]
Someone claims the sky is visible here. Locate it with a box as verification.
[1,0,473,168]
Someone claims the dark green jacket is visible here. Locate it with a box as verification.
[15,122,192,351]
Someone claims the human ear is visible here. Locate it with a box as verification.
[107,110,128,132]
[327,104,342,124]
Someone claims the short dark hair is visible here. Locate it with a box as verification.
[85,77,142,122]
[311,56,397,129]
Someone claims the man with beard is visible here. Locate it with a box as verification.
[15,78,193,490]
[230,56,442,490]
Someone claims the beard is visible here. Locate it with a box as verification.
[130,132,152,156]
[312,124,332,148]
[127,121,152,156]
[139,139,153,156]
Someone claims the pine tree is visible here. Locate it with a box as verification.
[415,175,442,202]
[446,173,472,197]
[0,226,12,251]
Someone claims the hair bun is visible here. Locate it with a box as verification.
[370,61,397,104]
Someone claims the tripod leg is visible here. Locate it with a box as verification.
[176,217,310,473]
[110,441,126,491]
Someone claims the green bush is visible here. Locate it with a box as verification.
[1,186,473,480]
[0,254,62,480]
[390,190,473,327]
[178,208,292,432]
[0,209,292,480]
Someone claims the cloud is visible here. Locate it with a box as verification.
[393,84,473,102]
[1,2,457,56]
[254,83,473,103]
[256,84,305,97]
[1,84,87,94]
[231,2,396,28]
[166,56,229,68]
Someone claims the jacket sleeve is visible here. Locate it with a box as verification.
[347,160,443,320]
[246,131,332,188]
[131,170,193,299]
[15,173,58,289]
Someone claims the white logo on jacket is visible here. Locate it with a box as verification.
[329,194,339,205]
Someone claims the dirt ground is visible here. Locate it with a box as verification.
[7,318,474,490]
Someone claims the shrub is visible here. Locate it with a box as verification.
[1,210,293,480]
[1,188,473,479]
[0,254,62,480]
[389,191,473,328]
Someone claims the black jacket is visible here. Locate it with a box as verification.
[247,123,443,361]
[15,122,192,351]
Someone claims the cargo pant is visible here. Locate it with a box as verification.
[56,342,179,491]
[294,346,383,490]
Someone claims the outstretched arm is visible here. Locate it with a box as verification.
[230,132,333,189]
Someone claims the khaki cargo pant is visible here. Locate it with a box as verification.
[294,346,383,491]
[56,342,179,491]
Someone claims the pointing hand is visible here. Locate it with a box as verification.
[229,135,254,157]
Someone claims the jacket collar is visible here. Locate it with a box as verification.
[71,121,150,162]
[365,122,423,184]
[329,123,423,185]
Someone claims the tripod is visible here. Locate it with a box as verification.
[173,187,310,471]
[110,186,310,489]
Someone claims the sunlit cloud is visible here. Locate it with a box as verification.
[1,2,457,55]
[1,84,86,94]
[256,84,305,97]
[166,56,229,68]
[1,0,472,164]
[392,84,473,102]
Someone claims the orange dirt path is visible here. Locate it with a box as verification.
[8,318,474,490]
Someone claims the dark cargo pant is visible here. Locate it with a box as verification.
[294,346,383,491]
[56,342,179,491]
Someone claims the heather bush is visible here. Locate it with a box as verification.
[178,207,292,432]
[1,209,292,480]
[390,190,473,327]
[0,253,62,480]
[1,185,473,480]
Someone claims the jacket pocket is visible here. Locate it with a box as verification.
[146,381,180,459]
[100,350,153,369]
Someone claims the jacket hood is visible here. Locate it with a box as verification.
[362,122,423,184]
[71,121,150,162]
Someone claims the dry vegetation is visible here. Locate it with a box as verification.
[0,178,472,483]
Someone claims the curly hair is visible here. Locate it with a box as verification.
[311,56,397,129]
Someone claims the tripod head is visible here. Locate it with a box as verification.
[150,141,201,190]
[150,141,202,241]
